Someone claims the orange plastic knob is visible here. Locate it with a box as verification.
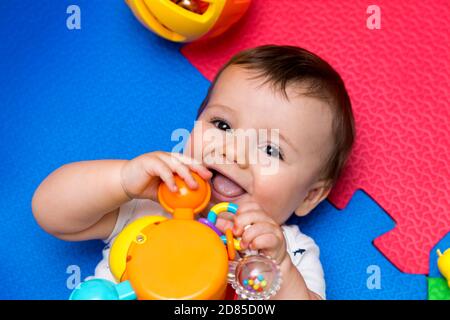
[158,172,211,216]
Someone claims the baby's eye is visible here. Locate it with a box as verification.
[211,118,232,132]
[263,144,284,161]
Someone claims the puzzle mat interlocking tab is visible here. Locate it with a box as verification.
[290,191,427,300]
[182,0,450,275]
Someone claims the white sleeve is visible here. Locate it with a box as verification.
[282,224,326,300]
[102,199,139,244]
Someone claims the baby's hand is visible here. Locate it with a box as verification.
[120,151,212,201]
[232,202,287,264]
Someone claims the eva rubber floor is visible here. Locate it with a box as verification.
[0,0,448,299]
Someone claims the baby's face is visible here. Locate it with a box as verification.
[185,65,334,223]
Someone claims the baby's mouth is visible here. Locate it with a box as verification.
[209,169,246,201]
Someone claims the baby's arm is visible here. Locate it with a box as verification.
[32,160,130,241]
[274,258,322,300]
[32,153,212,241]
[273,228,325,300]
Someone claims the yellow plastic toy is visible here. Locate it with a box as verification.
[437,248,450,287]
[125,0,252,42]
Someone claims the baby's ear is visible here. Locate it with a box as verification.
[294,180,332,217]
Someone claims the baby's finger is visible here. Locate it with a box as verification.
[249,233,279,252]
[143,158,177,193]
[170,153,213,180]
[215,216,234,233]
[240,222,280,250]
[157,153,199,189]
[233,210,274,236]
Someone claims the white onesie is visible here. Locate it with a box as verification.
[91,199,326,299]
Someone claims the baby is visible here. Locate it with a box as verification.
[32,45,355,300]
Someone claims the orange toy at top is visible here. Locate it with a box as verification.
[125,0,252,42]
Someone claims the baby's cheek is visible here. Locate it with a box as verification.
[255,171,307,223]
[253,176,290,219]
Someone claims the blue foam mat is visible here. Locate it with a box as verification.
[289,190,427,300]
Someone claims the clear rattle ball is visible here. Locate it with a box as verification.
[228,254,282,300]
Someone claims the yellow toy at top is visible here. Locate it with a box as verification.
[125,0,252,42]
[437,248,450,287]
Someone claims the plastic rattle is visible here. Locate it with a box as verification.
[70,172,281,300]
[197,201,240,260]
[189,196,282,299]
[437,248,450,287]
[229,254,282,300]
[125,0,252,43]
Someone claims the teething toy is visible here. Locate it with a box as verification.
[70,172,281,300]
[230,255,281,300]
[125,0,252,43]
[195,200,282,299]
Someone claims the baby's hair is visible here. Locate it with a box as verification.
[197,45,355,185]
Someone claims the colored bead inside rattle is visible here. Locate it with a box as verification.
[243,274,267,293]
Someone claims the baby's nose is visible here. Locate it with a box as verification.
[222,134,250,169]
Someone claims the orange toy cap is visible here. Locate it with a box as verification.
[158,171,211,219]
